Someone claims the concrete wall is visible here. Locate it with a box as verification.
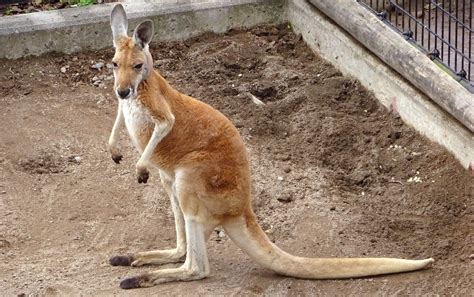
[288,0,473,170]
[0,0,285,59]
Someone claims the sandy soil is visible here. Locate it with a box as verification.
[0,25,472,296]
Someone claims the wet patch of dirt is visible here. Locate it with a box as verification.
[0,24,472,296]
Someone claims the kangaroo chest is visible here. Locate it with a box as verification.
[121,99,153,152]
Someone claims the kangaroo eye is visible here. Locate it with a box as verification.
[112,62,118,68]
[134,63,143,70]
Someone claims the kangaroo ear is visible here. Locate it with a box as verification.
[110,4,128,46]
[133,20,154,48]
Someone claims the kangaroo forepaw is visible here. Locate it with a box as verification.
[109,255,134,266]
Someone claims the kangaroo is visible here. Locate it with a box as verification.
[106,4,434,290]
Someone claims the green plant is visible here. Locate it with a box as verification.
[62,0,96,6]
[4,7,13,15]
[79,0,97,6]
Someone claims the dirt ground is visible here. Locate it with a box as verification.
[0,0,117,17]
[0,25,472,296]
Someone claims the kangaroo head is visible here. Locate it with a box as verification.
[110,4,154,100]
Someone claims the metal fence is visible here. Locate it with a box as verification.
[358,0,473,84]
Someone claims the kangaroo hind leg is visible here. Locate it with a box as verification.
[119,215,213,289]
[109,171,186,267]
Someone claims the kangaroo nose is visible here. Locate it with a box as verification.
[117,88,131,99]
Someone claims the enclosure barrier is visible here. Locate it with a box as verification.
[358,0,472,87]
[307,0,474,133]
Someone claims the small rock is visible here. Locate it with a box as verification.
[283,167,291,173]
[91,62,105,70]
[60,66,67,73]
[74,156,81,163]
[218,230,225,238]
[329,206,336,211]
[106,63,114,69]
[72,56,78,62]
[289,73,299,80]
[0,239,11,248]
[276,154,291,161]
[370,239,377,243]
[92,76,100,82]
[96,98,106,105]
[247,92,265,107]
[277,194,293,203]
[388,131,402,139]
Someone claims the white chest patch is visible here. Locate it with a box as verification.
[121,99,153,152]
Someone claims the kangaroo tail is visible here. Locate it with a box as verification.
[223,210,434,279]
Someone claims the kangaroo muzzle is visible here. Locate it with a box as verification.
[116,87,132,99]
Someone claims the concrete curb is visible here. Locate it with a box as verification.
[0,0,285,59]
[288,0,473,170]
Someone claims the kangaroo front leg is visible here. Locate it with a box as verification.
[136,116,174,184]
[119,217,211,289]
[108,102,124,164]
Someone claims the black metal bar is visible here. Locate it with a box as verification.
[431,1,473,32]
[454,0,458,72]
[415,0,418,43]
[434,0,438,51]
[441,0,445,62]
[428,0,432,51]
[358,0,472,82]
[421,0,425,48]
[408,0,412,35]
[395,0,399,29]
[388,0,471,61]
[461,0,465,76]
[470,0,472,80]
[448,0,452,67]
